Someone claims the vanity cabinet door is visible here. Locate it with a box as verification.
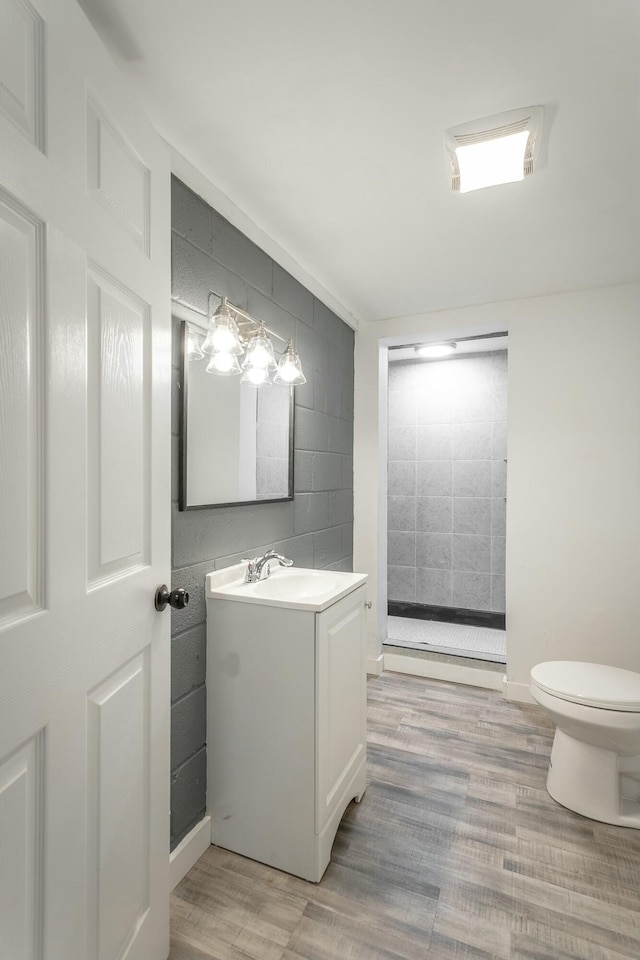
[315,585,367,833]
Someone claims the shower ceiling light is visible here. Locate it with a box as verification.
[190,292,306,387]
[415,342,457,359]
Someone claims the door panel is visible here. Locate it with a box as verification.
[0,1,171,958]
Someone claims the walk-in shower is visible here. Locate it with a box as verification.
[386,334,507,662]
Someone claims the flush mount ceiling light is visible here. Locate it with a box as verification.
[445,106,543,193]
[415,341,457,359]
[188,293,306,386]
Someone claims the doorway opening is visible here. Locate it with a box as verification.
[386,333,507,664]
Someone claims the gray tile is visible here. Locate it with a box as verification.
[294,492,329,534]
[314,526,346,567]
[246,288,296,342]
[172,233,248,314]
[416,497,453,534]
[171,684,206,770]
[256,420,289,460]
[491,574,506,613]
[170,746,206,848]
[172,176,212,253]
[273,263,314,325]
[258,383,290,423]
[453,498,491,535]
[453,382,493,423]
[294,407,329,452]
[388,531,416,566]
[256,458,289,498]
[417,460,453,497]
[342,522,353,559]
[492,381,508,421]
[328,489,353,525]
[416,532,452,570]
[295,318,331,379]
[492,420,508,459]
[171,624,206,704]
[452,571,491,610]
[313,298,345,344]
[329,337,353,387]
[454,354,494,386]
[214,533,314,571]
[210,207,273,296]
[293,370,314,409]
[388,461,416,497]
[328,416,353,455]
[417,423,452,460]
[388,389,417,426]
[453,460,491,498]
[452,534,491,572]
[491,497,507,537]
[388,425,417,460]
[311,452,342,491]
[388,565,416,602]
[416,384,454,424]
[416,568,452,606]
[492,536,506,575]
[341,454,353,489]
[314,373,343,418]
[294,450,313,492]
[325,555,354,572]
[388,496,416,532]
[491,459,507,498]
[453,422,492,460]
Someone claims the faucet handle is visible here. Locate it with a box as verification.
[242,558,258,582]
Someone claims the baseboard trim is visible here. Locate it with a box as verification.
[504,680,535,704]
[169,815,211,890]
[383,652,505,691]
[366,653,384,676]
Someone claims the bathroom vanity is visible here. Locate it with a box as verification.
[206,564,368,882]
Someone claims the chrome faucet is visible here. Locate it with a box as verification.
[243,549,293,583]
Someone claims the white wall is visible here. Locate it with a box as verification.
[354,283,640,695]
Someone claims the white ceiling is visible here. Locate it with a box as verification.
[78,0,640,324]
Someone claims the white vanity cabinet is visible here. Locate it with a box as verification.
[206,566,368,882]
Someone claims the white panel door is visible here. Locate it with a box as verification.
[0,1,171,959]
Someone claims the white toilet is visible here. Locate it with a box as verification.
[530,661,640,829]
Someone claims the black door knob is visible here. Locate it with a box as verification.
[154,585,190,612]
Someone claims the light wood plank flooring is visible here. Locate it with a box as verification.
[170,672,640,960]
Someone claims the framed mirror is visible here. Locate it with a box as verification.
[179,321,294,510]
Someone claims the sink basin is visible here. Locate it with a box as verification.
[206,563,367,611]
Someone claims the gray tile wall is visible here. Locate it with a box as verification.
[170,177,354,849]
[387,351,507,613]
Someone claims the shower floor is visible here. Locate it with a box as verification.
[386,616,506,663]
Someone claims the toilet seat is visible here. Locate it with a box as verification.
[530,661,640,712]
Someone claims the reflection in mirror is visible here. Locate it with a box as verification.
[179,322,294,509]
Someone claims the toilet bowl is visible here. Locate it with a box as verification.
[530,661,640,829]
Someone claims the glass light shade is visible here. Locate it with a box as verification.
[456,130,530,193]
[415,342,457,359]
[206,351,242,375]
[201,316,244,356]
[242,324,277,371]
[274,342,306,385]
[240,365,271,386]
[186,330,205,360]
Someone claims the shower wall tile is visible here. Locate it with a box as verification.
[388,531,416,566]
[388,564,416,602]
[453,571,492,610]
[491,498,507,537]
[453,497,491,536]
[453,460,491,498]
[416,497,453,534]
[417,424,452,460]
[388,425,417,460]
[388,461,416,497]
[492,574,506,612]
[387,349,507,615]
[453,422,492,460]
[492,421,508,460]
[491,537,506,575]
[416,568,452,606]
[491,459,507,499]
[388,496,416,532]
[417,461,452,497]
[388,389,417,425]
[416,532,452,570]
[452,534,491,573]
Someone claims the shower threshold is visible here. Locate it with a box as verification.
[386,616,506,664]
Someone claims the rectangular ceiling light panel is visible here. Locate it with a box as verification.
[445,106,543,193]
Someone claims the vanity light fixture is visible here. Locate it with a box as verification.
[415,341,457,359]
[445,106,543,193]
[190,293,307,386]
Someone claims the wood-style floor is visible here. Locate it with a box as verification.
[170,672,640,960]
